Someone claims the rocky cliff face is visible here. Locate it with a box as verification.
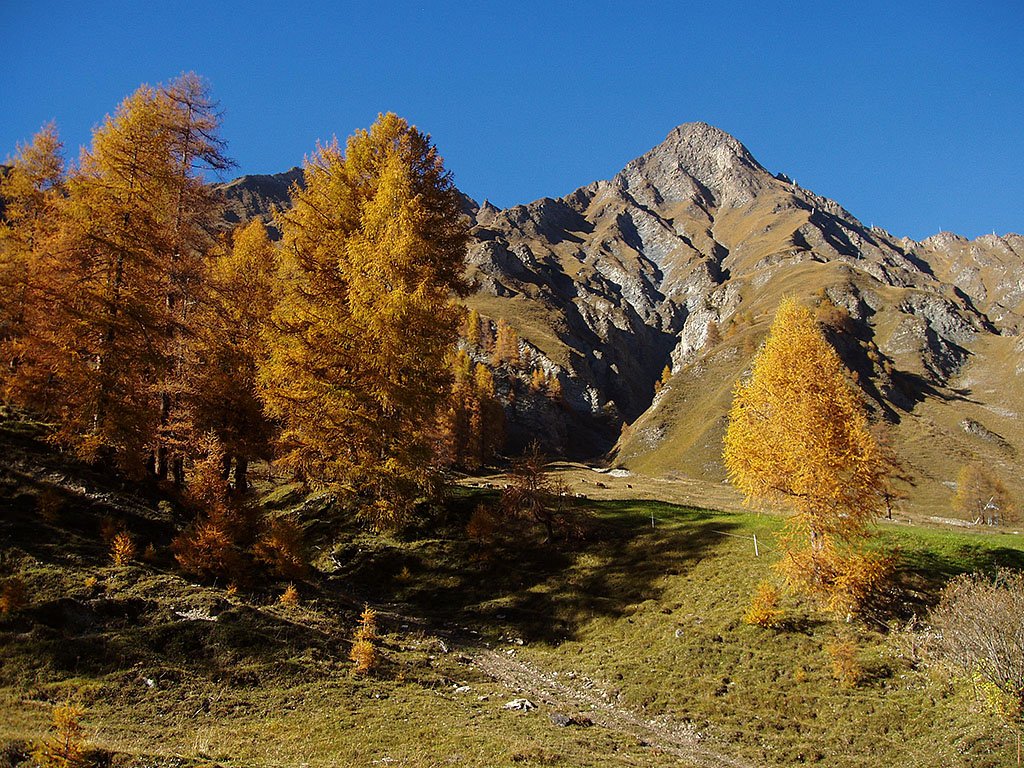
[219,125,1024,508]
[218,167,303,234]
[462,124,1018,452]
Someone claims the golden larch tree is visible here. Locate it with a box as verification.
[474,362,504,460]
[492,319,520,367]
[0,123,64,393]
[260,113,468,527]
[723,298,889,603]
[437,349,476,468]
[153,73,233,484]
[530,367,547,392]
[437,354,504,470]
[15,85,177,471]
[185,219,278,492]
[5,76,227,475]
[463,307,482,348]
[952,462,1014,526]
[655,364,671,393]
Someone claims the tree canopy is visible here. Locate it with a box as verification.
[2,76,228,474]
[260,113,469,526]
[724,298,884,544]
[723,298,891,608]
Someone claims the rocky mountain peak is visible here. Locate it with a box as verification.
[218,167,303,231]
[920,231,968,250]
[665,121,754,163]
[613,122,771,207]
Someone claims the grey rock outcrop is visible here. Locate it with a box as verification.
[217,167,303,233]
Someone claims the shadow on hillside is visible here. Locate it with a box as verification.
[0,469,176,569]
[889,371,980,412]
[1,591,344,688]
[327,495,737,644]
[0,438,347,687]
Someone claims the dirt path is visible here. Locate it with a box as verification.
[367,593,755,768]
[456,637,754,768]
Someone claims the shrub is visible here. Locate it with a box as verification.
[930,569,1024,721]
[254,517,307,579]
[32,703,87,768]
[466,503,499,543]
[827,640,862,688]
[815,298,855,335]
[887,616,934,670]
[350,604,380,675]
[0,577,27,614]
[745,580,784,628]
[172,520,242,580]
[500,443,586,542]
[355,604,378,641]
[279,583,300,607]
[350,638,378,675]
[109,531,136,565]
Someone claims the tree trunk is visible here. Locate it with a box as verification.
[157,444,168,481]
[234,456,248,495]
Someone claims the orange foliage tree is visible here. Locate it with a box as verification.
[260,113,468,527]
[438,350,504,469]
[462,307,482,348]
[500,442,579,542]
[723,298,891,612]
[0,123,65,390]
[185,219,278,493]
[492,319,520,367]
[4,75,228,476]
[152,73,233,484]
[952,462,1014,526]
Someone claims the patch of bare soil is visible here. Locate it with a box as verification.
[466,643,753,768]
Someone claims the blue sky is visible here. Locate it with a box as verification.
[2,1,1022,240]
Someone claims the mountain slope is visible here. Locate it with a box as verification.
[218,167,303,231]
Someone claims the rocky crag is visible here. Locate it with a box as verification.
[219,167,303,233]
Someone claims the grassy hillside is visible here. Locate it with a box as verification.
[3,413,1023,767]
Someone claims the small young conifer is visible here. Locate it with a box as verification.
[350,604,380,674]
